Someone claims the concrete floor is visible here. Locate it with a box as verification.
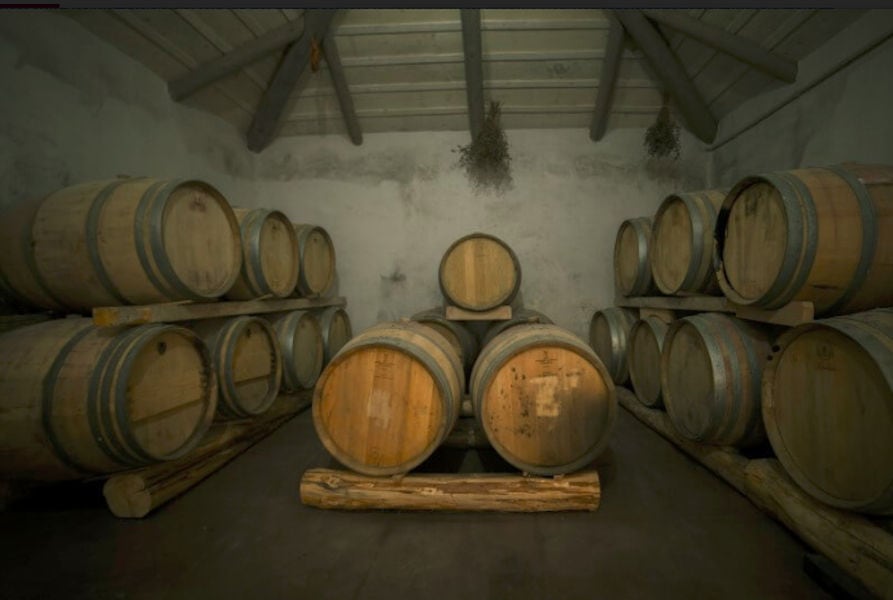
[0,406,827,600]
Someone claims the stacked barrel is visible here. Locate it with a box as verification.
[595,163,893,515]
[0,177,351,482]
[313,232,617,477]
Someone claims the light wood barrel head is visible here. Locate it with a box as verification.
[651,197,693,294]
[161,182,241,298]
[588,308,635,385]
[628,318,666,408]
[614,221,645,295]
[662,320,715,441]
[258,212,300,297]
[439,233,519,310]
[229,318,281,414]
[722,181,788,302]
[766,325,893,510]
[288,312,323,388]
[124,327,216,459]
[295,224,336,296]
[324,309,352,360]
[315,345,446,475]
[480,341,614,475]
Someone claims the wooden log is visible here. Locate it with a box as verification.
[443,417,490,449]
[300,468,600,512]
[744,460,893,600]
[445,305,512,321]
[92,296,345,327]
[103,393,310,518]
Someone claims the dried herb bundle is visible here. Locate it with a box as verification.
[456,101,512,193]
[644,99,681,160]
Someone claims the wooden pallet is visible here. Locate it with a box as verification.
[615,295,814,327]
[93,296,346,327]
[618,387,893,599]
[300,468,600,512]
[445,305,512,321]
[103,392,311,518]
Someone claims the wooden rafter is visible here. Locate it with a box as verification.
[589,15,625,142]
[321,34,363,146]
[459,8,484,140]
[613,10,718,143]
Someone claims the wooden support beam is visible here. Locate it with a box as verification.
[590,15,625,141]
[460,8,484,140]
[167,15,306,102]
[300,468,600,512]
[246,9,336,153]
[321,34,363,146]
[445,305,512,321]
[613,10,718,143]
[643,9,798,83]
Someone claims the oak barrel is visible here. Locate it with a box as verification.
[411,307,479,373]
[439,233,521,311]
[191,316,282,418]
[481,308,553,348]
[763,308,893,514]
[294,224,336,297]
[628,315,670,408]
[715,164,893,316]
[313,321,464,476]
[471,324,616,475]
[0,318,217,481]
[0,178,242,312]
[267,310,324,391]
[226,209,300,300]
[316,306,353,364]
[614,217,656,296]
[650,189,726,295]
[588,307,638,384]
[661,313,770,447]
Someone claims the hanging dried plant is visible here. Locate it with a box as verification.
[455,101,513,193]
[644,96,681,160]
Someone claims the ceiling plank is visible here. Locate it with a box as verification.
[643,9,797,82]
[614,10,717,142]
[246,10,336,153]
[322,34,363,145]
[589,15,625,141]
[168,16,307,102]
[460,8,484,140]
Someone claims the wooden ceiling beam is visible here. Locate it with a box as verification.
[613,10,718,143]
[643,9,798,83]
[589,15,625,142]
[246,10,335,153]
[167,13,305,102]
[460,8,484,140]
[321,34,363,146]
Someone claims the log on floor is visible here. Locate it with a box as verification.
[300,468,600,512]
[103,392,311,518]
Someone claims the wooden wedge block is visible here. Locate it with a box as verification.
[445,305,512,321]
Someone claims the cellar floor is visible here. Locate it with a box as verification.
[0,402,827,599]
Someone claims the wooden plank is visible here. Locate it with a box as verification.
[103,393,311,519]
[613,10,718,143]
[644,9,798,82]
[734,301,814,327]
[615,294,731,312]
[443,417,490,449]
[93,296,346,328]
[321,34,363,145]
[803,553,875,600]
[460,9,484,140]
[247,10,335,152]
[445,305,512,321]
[168,14,306,101]
[589,15,625,141]
[300,468,600,512]
[639,308,676,322]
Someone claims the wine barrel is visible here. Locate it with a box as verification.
[588,307,637,384]
[411,308,479,373]
[0,178,242,312]
[191,316,282,418]
[0,318,217,481]
[481,308,553,348]
[661,313,770,447]
[628,315,670,408]
[313,321,463,476]
[614,217,656,296]
[226,209,300,300]
[439,233,521,311]
[316,306,353,364]
[267,310,324,391]
[294,224,336,297]
[471,324,616,475]
[763,309,893,514]
[716,164,893,316]
[650,189,726,295]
